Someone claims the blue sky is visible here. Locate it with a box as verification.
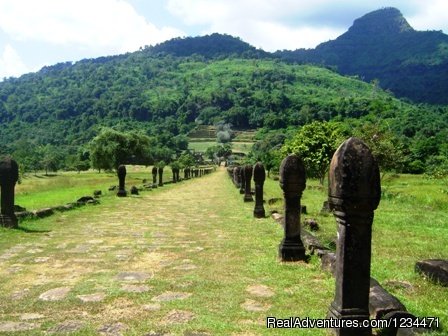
[1,0,447,79]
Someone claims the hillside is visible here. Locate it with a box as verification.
[0,53,414,152]
[0,31,447,174]
[276,7,448,104]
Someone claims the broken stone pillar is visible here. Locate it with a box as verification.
[278,154,307,262]
[152,166,158,186]
[0,158,19,228]
[253,162,266,218]
[233,166,241,188]
[327,137,381,336]
[117,165,127,197]
[158,167,164,187]
[243,165,254,202]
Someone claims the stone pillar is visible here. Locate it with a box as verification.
[172,168,177,183]
[278,154,307,262]
[158,167,164,187]
[0,158,19,228]
[233,167,240,188]
[152,166,158,186]
[327,137,380,336]
[253,162,266,218]
[243,164,254,202]
[239,167,245,195]
[117,165,127,197]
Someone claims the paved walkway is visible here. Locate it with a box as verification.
[0,168,311,336]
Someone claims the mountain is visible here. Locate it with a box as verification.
[276,7,448,104]
[145,33,269,59]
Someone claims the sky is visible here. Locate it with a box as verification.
[1,0,448,79]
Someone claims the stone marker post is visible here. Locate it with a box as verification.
[239,167,245,194]
[158,167,164,187]
[327,137,380,336]
[233,167,241,188]
[152,166,158,186]
[117,165,127,197]
[253,162,266,218]
[278,154,307,261]
[0,158,19,228]
[243,164,254,202]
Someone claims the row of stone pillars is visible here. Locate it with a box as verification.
[118,165,215,197]
[228,163,266,219]
[227,138,380,335]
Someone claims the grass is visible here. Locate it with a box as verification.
[15,166,172,210]
[0,170,447,335]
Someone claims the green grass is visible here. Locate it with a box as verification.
[0,170,447,335]
[15,166,172,210]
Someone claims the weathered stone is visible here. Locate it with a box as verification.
[246,284,274,298]
[163,310,195,324]
[369,278,407,320]
[327,137,381,336]
[233,167,241,188]
[303,218,319,231]
[239,166,245,194]
[278,154,307,262]
[158,167,164,186]
[152,166,158,185]
[33,207,54,218]
[77,292,106,302]
[0,158,19,228]
[109,185,117,191]
[243,165,254,202]
[0,321,39,332]
[14,204,26,212]
[152,291,191,302]
[121,284,151,293]
[415,259,448,286]
[320,251,336,275]
[39,287,71,301]
[130,186,139,195]
[20,313,45,321]
[93,190,102,197]
[77,196,95,203]
[48,320,85,333]
[321,200,331,214]
[98,322,127,335]
[117,165,127,197]
[241,299,271,312]
[115,271,152,282]
[253,162,266,218]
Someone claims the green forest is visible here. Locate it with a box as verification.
[0,34,447,176]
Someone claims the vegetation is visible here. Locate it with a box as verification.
[276,7,448,104]
[1,169,447,335]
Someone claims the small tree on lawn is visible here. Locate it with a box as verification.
[281,121,346,184]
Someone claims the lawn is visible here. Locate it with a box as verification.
[0,169,446,335]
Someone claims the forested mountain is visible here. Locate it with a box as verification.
[276,7,448,104]
[1,13,447,174]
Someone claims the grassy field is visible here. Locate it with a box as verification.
[0,169,447,335]
[15,166,172,210]
[188,141,254,154]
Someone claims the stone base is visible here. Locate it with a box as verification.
[116,190,127,197]
[253,207,265,218]
[279,239,307,262]
[244,195,254,202]
[327,303,371,336]
[0,214,18,228]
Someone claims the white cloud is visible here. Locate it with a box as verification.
[406,0,448,32]
[0,44,29,79]
[0,0,184,54]
[166,0,448,50]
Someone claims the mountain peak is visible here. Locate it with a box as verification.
[348,7,414,36]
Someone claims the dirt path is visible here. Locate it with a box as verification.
[2,167,325,336]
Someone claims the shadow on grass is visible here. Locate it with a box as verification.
[15,226,52,233]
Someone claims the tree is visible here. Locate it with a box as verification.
[281,121,346,184]
[89,128,152,171]
[353,122,405,177]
